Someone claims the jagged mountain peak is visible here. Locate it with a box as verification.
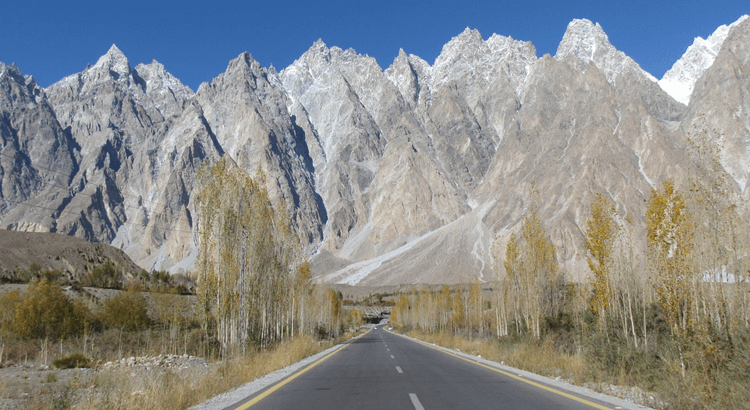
[385,47,432,106]
[430,27,537,96]
[0,62,19,80]
[659,14,749,105]
[93,44,131,77]
[135,59,170,81]
[311,38,328,53]
[280,37,385,103]
[455,27,484,44]
[307,41,370,66]
[556,19,612,66]
[0,63,45,108]
[436,27,485,63]
[556,18,656,85]
[132,60,194,117]
[226,51,262,72]
[5,15,750,286]
[0,63,37,88]
[395,48,409,61]
[388,48,427,71]
[486,33,536,55]
[134,59,192,95]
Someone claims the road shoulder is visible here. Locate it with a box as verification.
[188,331,367,410]
[388,329,655,410]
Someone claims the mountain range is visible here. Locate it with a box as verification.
[1,15,748,286]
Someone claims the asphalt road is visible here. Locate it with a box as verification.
[225,326,627,410]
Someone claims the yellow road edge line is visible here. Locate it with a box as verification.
[388,330,612,410]
[234,330,367,410]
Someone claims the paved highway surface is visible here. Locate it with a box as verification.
[224,325,635,410]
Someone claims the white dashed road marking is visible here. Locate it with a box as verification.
[409,393,425,410]
[396,366,403,374]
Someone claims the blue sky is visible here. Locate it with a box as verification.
[1,0,746,91]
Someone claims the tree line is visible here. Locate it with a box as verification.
[194,158,348,357]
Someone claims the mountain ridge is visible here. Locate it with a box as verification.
[1,16,748,286]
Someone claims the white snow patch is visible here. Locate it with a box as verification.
[471,223,487,282]
[613,109,621,135]
[659,15,748,105]
[634,150,654,188]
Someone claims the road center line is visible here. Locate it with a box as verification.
[409,393,425,410]
[390,354,395,359]
[396,366,403,373]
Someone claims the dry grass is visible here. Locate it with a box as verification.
[405,330,587,384]
[20,330,362,410]
[403,329,750,409]
[71,336,326,410]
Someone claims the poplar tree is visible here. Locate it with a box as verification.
[686,118,749,334]
[585,193,619,330]
[646,179,694,337]
[503,233,524,334]
[195,158,310,355]
[521,209,561,339]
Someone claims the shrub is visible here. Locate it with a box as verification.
[12,278,90,339]
[81,260,123,289]
[101,290,150,331]
[0,290,22,333]
[1,263,61,284]
[53,353,90,369]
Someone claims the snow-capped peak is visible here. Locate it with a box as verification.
[556,19,609,63]
[429,28,537,96]
[556,19,657,85]
[93,44,131,77]
[659,15,749,105]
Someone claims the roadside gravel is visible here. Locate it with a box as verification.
[187,341,349,410]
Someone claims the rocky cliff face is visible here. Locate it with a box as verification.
[1,16,748,285]
[682,17,750,197]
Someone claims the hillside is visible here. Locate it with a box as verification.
[0,229,144,278]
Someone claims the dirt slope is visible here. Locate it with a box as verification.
[0,229,144,276]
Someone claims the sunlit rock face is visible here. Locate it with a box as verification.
[1,16,749,286]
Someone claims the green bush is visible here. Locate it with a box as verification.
[53,353,90,369]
